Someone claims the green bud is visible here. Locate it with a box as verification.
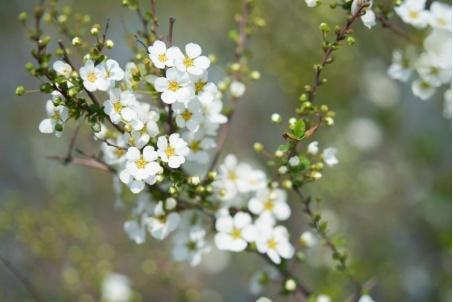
[319,22,330,33]
[54,124,63,132]
[25,62,34,72]
[346,36,356,46]
[299,93,308,102]
[18,12,28,23]
[253,142,264,152]
[15,86,26,96]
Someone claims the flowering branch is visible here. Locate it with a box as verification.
[0,254,47,302]
[375,12,420,45]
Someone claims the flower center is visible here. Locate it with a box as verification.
[181,109,193,121]
[135,157,147,169]
[267,239,277,250]
[189,140,201,152]
[165,147,175,157]
[230,228,242,239]
[263,199,274,211]
[409,10,419,19]
[195,81,207,94]
[113,101,123,113]
[87,71,97,83]
[168,81,180,92]
[115,149,125,157]
[158,53,168,63]
[186,240,197,251]
[183,57,194,68]
[228,170,237,181]
[438,17,447,26]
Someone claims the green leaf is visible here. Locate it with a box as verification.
[292,119,306,139]
[277,143,290,152]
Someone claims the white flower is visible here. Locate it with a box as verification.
[248,188,290,221]
[299,231,317,247]
[199,94,228,135]
[215,155,266,200]
[215,212,257,252]
[249,266,279,295]
[154,67,194,104]
[415,53,451,86]
[428,2,452,31]
[172,226,210,266]
[183,130,216,164]
[157,134,190,168]
[101,273,132,302]
[100,59,125,89]
[395,0,430,28]
[53,60,72,78]
[148,40,179,69]
[307,141,319,155]
[305,0,318,7]
[129,110,160,149]
[256,225,294,264]
[230,80,246,98]
[256,297,272,302]
[173,98,203,132]
[102,134,129,166]
[352,0,376,29]
[423,29,452,69]
[79,60,110,91]
[119,146,162,193]
[288,156,300,167]
[146,201,181,240]
[316,295,332,302]
[443,89,452,119]
[346,118,382,150]
[104,89,138,124]
[411,78,436,100]
[358,295,376,302]
[322,147,339,166]
[173,43,210,76]
[38,99,69,137]
[387,49,413,82]
[124,62,141,88]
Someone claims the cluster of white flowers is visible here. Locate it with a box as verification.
[39,40,228,194]
[212,154,295,264]
[388,0,451,115]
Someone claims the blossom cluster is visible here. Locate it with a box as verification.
[387,0,451,116]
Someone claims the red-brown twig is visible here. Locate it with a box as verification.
[376,12,420,45]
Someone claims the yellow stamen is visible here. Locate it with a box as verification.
[135,157,147,169]
[183,56,194,68]
[113,102,123,113]
[115,149,125,157]
[165,147,175,157]
[263,199,274,211]
[181,109,193,121]
[228,171,237,181]
[409,10,419,19]
[230,228,242,239]
[87,71,97,83]
[267,239,277,249]
[158,53,168,63]
[195,81,207,94]
[189,140,201,152]
[168,81,180,92]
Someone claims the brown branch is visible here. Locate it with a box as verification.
[167,17,176,46]
[0,254,47,302]
[206,0,252,174]
[150,0,159,40]
[63,123,81,164]
[307,6,367,103]
[47,154,113,173]
[376,12,420,45]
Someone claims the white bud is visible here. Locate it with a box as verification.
[271,113,281,123]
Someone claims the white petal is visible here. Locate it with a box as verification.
[185,43,202,58]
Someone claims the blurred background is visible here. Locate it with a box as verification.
[0,0,451,301]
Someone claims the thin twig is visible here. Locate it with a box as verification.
[307,5,367,103]
[376,12,420,45]
[206,0,252,174]
[0,254,47,302]
[150,0,159,40]
[63,123,81,164]
[167,17,176,46]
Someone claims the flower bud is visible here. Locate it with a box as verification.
[271,113,282,123]
[275,150,284,158]
[324,116,334,126]
[207,171,217,180]
[18,12,28,23]
[250,70,261,80]
[319,22,330,33]
[253,142,264,152]
[282,179,292,189]
[72,37,81,46]
[346,36,356,46]
[15,86,26,96]
[230,63,240,71]
[284,279,297,291]
[188,176,200,186]
[90,24,100,35]
[105,39,114,49]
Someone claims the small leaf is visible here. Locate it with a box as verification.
[292,119,306,139]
